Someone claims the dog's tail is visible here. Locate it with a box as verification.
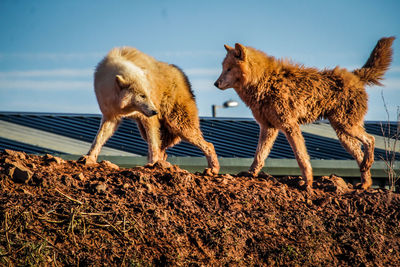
[353,36,395,86]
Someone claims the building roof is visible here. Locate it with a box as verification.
[0,111,399,160]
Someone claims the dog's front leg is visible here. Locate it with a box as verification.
[84,117,121,164]
[282,124,313,189]
[249,126,279,175]
[141,118,162,164]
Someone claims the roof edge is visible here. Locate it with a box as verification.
[0,111,398,124]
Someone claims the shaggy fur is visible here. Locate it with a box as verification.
[84,47,220,175]
[215,37,395,190]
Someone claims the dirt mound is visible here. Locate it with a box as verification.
[1,150,400,266]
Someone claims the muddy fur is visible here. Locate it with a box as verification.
[215,37,395,190]
[84,47,219,175]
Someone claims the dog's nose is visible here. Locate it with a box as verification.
[214,81,219,88]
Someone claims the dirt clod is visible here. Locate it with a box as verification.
[4,149,26,160]
[44,153,65,164]
[100,160,119,170]
[0,150,400,266]
[95,183,107,194]
[74,172,85,181]
[7,161,33,183]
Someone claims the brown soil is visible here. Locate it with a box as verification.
[1,149,400,266]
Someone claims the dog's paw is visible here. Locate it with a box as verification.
[203,168,218,176]
[144,162,155,168]
[77,155,97,166]
[354,182,371,191]
[305,185,314,195]
[298,180,314,195]
[145,160,172,169]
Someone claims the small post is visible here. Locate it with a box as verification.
[212,105,218,117]
[211,100,239,117]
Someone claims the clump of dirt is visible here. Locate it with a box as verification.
[1,149,400,266]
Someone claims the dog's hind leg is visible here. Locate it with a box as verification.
[179,128,220,175]
[249,126,279,175]
[332,126,371,188]
[160,131,181,161]
[136,119,171,165]
[282,124,313,190]
[85,117,121,164]
[333,123,374,189]
[334,130,364,163]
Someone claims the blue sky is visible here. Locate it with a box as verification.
[0,0,399,120]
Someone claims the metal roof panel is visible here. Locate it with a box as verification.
[0,112,398,160]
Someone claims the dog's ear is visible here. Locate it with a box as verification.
[115,75,128,90]
[234,43,246,61]
[224,44,234,52]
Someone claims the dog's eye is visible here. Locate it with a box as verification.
[139,94,147,99]
[227,68,231,72]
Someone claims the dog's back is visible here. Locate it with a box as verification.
[222,39,394,125]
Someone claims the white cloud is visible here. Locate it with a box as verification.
[380,78,400,90]
[190,78,217,91]
[0,80,92,91]
[157,50,221,58]
[0,52,104,61]
[185,68,220,76]
[389,66,400,73]
[0,68,93,91]
[0,100,100,114]
[0,68,93,78]
[0,67,220,79]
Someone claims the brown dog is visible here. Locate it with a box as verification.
[215,37,395,190]
[83,47,220,175]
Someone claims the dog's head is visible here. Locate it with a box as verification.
[115,74,158,117]
[214,43,249,90]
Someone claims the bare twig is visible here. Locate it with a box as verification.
[100,217,123,236]
[122,245,132,266]
[67,208,78,246]
[80,212,111,216]
[30,230,62,252]
[380,91,400,191]
[5,211,11,252]
[53,251,58,267]
[37,217,65,224]
[54,188,83,205]
[0,206,30,234]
